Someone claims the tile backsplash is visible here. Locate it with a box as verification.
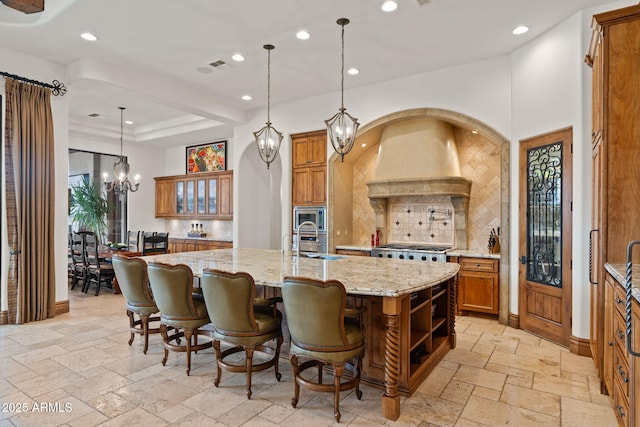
[388,197,454,246]
[164,219,233,241]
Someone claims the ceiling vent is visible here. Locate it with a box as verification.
[209,59,230,70]
[415,0,432,5]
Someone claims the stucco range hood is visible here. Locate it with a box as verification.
[366,118,472,249]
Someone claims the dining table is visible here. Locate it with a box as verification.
[101,248,142,294]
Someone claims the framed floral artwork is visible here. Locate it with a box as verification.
[186,141,226,173]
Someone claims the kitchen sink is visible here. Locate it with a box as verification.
[302,253,345,261]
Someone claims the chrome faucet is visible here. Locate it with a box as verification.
[297,221,319,257]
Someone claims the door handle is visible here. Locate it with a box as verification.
[589,229,599,285]
[520,255,527,265]
[624,241,640,357]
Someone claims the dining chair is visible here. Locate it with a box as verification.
[200,268,283,399]
[142,232,169,255]
[282,276,366,422]
[127,230,143,252]
[147,262,212,375]
[69,231,87,290]
[84,232,116,296]
[112,255,161,354]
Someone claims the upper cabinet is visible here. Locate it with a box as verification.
[293,131,326,167]
[292,130,327,206]
[155,170,233,220]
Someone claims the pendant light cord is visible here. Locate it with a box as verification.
[119,107,125,158]
[340,22,345,111]
[267,47,271,124]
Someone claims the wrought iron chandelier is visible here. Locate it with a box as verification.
[325,18,359,162]
[253,44,283,170]
[104,107,139,193]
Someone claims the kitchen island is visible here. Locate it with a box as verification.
[142,248,459,420]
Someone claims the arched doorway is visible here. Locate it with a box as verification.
[327,108,511,324]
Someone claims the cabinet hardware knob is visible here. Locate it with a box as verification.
[615,296,623,304]
[608,341,615,346]
[617,406,625,418]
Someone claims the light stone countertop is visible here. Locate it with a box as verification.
[336,245,500,260]
[335,244,373,252]
[446,249,501,259]
[169,236,233,242]
[604,263,640,303]
[142,248,459,297]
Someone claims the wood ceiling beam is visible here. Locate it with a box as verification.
[0,0,44,14]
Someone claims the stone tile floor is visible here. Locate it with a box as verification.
[0,289,617,426]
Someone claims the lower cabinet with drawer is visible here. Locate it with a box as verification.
[604,271,638,427]
[168,238,232,253]
[336,249,371,256]
[449,256,499,316]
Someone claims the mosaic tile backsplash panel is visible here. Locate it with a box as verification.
[388,197,454,246]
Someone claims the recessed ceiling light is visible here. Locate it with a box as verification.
[381,1,398,12]
[471,129,479,134]
[231,53,245,62]
[80,32,97,41]
[347,68,359,75]
[242,95,252,101]
[296,30,310,40]
[512,25,529,35]
[361,143,367,147]
[125,120,134,125]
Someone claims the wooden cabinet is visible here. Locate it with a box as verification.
[168,238,232,253]
[155,170,233,219]
[293,131,326,167]
[154,179,176,217]
[292,130,326,206]
[587,4,640,402]
[336,249,371,256]
[633,299,640,426]
[359,279,455,395]
[451,256,499,316]
[603,272,637,427]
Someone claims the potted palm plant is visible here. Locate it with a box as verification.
[69,177,112,243]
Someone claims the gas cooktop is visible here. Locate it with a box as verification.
[376,244,452,253]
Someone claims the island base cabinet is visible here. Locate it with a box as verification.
[254,277,456,398]
[359,278,455,396]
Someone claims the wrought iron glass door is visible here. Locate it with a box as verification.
[519,128,572,346]
[526,142,562,287]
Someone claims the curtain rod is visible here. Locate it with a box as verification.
[0,70,67,96]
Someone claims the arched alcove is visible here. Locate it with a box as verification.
[327,108,511,324]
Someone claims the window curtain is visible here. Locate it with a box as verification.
[4,78,56,324]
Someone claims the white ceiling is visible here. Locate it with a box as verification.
[0,0,611,147]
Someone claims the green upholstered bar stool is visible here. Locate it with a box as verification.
[147,262,212,375]
[200,268,283,399]
[281,276,365,423]
[112,255,160,354]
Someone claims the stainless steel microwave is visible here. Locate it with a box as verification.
[293,206,326,233]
